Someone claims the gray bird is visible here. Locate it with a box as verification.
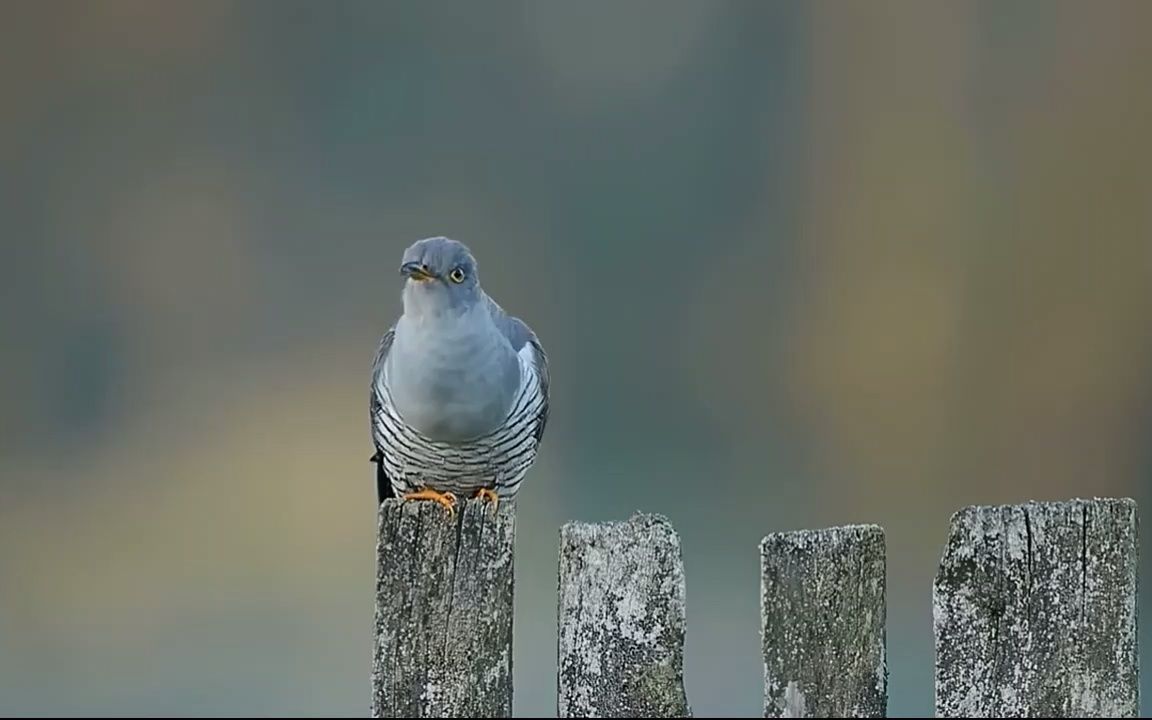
[369,236,550,514]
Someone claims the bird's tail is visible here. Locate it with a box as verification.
[371,450,395,504]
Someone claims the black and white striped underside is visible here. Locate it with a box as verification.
[371,349,547,499]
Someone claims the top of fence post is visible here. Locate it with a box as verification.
[372,497,517,718]
[933,497,1138,718]
[557,512,692,718]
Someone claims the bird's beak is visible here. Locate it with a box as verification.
[400,261,436,281]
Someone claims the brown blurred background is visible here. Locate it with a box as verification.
[2,1,1151,716]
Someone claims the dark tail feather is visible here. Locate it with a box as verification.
[372,451,395,504]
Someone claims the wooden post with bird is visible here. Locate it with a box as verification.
[371,497,517,718]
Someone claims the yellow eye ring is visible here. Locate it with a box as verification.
[448,267,466,284]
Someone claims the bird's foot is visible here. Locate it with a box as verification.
[473,488,499,513]
[403,488,458,516]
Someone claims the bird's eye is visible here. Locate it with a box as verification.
[448,267,466,283]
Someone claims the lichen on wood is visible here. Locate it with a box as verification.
[372,497,516,718]
[760,524,888,718]
[933,497,1138,718]
[557,512,692,718]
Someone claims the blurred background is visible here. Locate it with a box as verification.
[3,0,1151,716]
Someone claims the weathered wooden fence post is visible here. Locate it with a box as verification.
[557,512,692,718]
[371,498,516,718]
[759,524,888,718]
[933,497,1138,718]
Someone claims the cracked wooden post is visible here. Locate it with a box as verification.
[759,524,887,718]
[371,497,516,718]
[933,497,1138,718]
[557,512,692,718]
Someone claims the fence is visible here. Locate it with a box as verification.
[370,496,1138,718]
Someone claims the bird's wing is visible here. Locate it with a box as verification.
[369,325,397,502]
[486,296,550,444]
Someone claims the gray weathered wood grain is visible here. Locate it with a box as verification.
[933,497,1138,718]
[759,524,887,718]
[372,497,516,718]
[557,512,692,718]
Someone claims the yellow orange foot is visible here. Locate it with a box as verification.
[474,488,499,513]
[403,488,458,516]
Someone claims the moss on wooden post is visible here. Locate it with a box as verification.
[760,524,888,718]
[557,513,692,718]
[933,498,1138,718]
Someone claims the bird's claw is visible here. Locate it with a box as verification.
[403,488,458,516]
[474,488,499,513]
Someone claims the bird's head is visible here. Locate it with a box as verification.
[398,236,482,316]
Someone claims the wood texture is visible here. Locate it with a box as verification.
[372,497,516,718]
[557,512,692,718]
[760,524,887,718]
[933,498,1138,718]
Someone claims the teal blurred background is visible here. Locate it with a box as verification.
[3,1,1152,716]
